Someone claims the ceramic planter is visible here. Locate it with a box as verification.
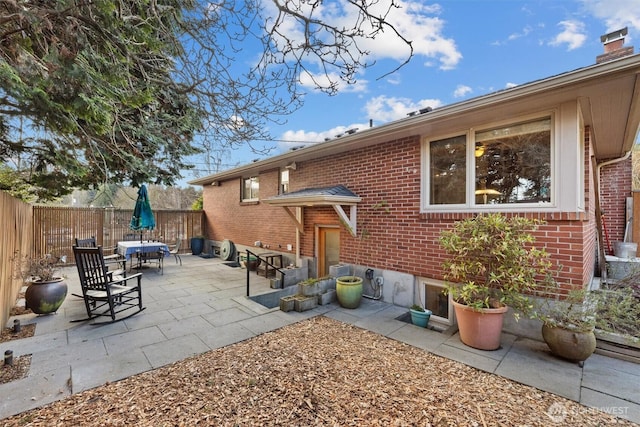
[190,237,204,255]
[542,324,596,362]
[336,276,363,309]
[25,277,68,315]
[410,308,432,328]
[452,300,508,350]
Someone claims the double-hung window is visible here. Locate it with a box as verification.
[242,176,259,201]
[425,116,553,209]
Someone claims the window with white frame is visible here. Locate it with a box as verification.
[280,169,289,194]
[425,116,552,209]
[242,176,259,201]
[419,278,452,326]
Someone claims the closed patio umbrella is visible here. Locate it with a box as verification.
[130,184,155,241]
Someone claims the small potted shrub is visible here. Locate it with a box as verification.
[440,213,554,350]
[409,304,432,328]
[534,289,597,363]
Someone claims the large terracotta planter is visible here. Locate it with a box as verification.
[336,276,363,309]
[542,324,596,362]
[25,277,68,315]
[452,300,508,350]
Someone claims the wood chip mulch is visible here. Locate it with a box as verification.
[0,323,36,385]
[0,324,36,344]
[1,316,636,426]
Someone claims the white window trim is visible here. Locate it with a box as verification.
[420,109,584,213]
[417,277,453,326]
[242,176,259,202]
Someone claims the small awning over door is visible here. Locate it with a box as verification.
[262,185,361,236]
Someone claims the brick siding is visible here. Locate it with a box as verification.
[202,126,630,293]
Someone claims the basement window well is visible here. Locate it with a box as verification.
[420,278,453,326]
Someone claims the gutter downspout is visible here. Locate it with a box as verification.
[593,150,632,282]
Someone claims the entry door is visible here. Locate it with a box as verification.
[319,227,340,277]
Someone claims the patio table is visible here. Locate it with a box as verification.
[117,241,170,270]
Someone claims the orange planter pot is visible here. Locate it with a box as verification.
[452,300,508,351]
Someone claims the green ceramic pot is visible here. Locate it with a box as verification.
[25,278,68,315]
[336,276,363,309]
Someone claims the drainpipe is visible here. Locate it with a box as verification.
[593,150,632,281]
[596,151,632,193]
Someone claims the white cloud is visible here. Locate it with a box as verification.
[508,25,533,41]
[505,82,519,89]
[549,20,587,50]
[278,124,369,151]
[453,85,472,98]
[262,0,463,92]
[361,1,462,71]
[364,95,442,123]
[276,94,443,150]
[580,0,640,39]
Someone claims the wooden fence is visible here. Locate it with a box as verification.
[1,192,33,329]
[1,196,204,327]
[32,206,204,263]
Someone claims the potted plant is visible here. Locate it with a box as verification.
[439,213,554,350]
[13,252,68,315]
[190,235,205,255]
[409,304,432,328]
[534,289,597,363]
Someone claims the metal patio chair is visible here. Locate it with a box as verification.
[72,245,145,324]
[136,249,164,274]
[169,239,182,265]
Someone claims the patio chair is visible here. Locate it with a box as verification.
[72,245,145,324]
[136,249,164,274]
[74,236,126,274]
[169,239,182,265]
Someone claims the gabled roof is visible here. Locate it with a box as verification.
[189,54,640,186]
[262,185,361,207]
[263,185,361,237]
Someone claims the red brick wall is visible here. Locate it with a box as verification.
[201,126,631,293]
[600,156,632,248]
[202,168,297,255]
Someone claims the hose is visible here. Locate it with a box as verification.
[362,276,383,300]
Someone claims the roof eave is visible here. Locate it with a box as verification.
[262,195,362,207]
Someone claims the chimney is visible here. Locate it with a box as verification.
[596,27,634,63]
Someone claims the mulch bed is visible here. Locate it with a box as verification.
[0,323,36,385]
[0,316,635,426]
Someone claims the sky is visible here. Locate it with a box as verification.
[182,0,640,183]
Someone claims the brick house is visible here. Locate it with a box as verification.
[190,31,640,327]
